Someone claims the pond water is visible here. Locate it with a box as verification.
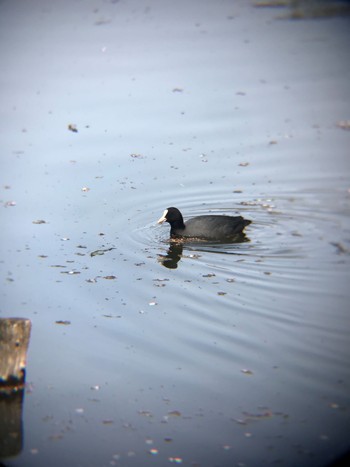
[1,1,350,466]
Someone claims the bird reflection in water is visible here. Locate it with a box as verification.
[158,233,250,269]
[157,240,184,269]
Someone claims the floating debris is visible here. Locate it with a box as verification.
[32,219,47,224]
[241,369,254,375]
[130,153,144,159]
[4,200,16,207]
[337,120,350,131]
[172,87,184,92]
[103,275,117,280]
[91,250,105,257]
[153,279,167,287]
[94,18,112,26]
[90,247,115,257]
[330,242,348,254]
[49,434,63,441]
[169,457,183,464]
[149,448,158,455]
[68,123,78,133]
[168,410,181,417]
[239,162,250,167]
[81,186,90,192]
[242,410,273,421]
[55,320,71,325]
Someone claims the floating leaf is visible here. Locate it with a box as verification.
[241,369,253,375]
[337,120,350,131]
[90,247,115,257]
[32,219,47,224]
[169,457,183,464]
[102,419,114,425]
[130,153,144,159]
[68,123,78,133]
[168,410,181,417]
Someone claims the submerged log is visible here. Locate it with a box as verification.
[0,318,31,387]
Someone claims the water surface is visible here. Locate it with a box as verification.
[1,1,350,466]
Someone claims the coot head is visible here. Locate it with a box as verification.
[157,207,184,227]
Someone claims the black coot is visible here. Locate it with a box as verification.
[157,207,251,240]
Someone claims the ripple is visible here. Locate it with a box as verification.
[126,187,350,335]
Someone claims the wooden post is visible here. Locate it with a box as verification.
[0,318,31,459]
[0,318,31,387]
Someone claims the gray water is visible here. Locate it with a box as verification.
[1,1,350,466]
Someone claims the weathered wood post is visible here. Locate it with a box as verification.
[0,318,32,459]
